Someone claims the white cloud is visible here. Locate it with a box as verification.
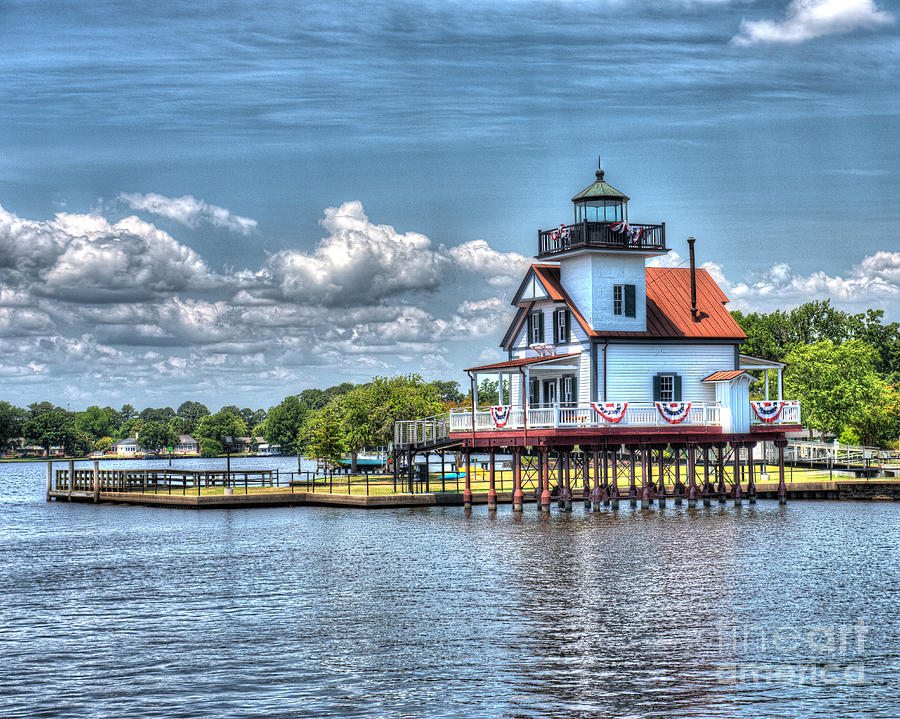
[256,201,448,306]
[446,240,532,286]
[718,251,900,311]
[118,192,258,235]
[732,0,894,46]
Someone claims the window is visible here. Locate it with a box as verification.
[529,378,539,406]
[553,308,571,344]
[613,284,636,317]
[659,374,674,402]
[526,311,544,345]
[562,375,577,405]
[653,373,682,402]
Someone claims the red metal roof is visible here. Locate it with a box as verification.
[464,353,580,373]
[701,370,750,382]
[601,268,746,340]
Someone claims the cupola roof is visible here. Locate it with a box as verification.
[571,159,629,203]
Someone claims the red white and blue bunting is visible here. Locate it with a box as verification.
[609,222,644,245]
[549,223,570,242]
[490,405,511,428]
[655,401,692,424]
[751,401,784,423]
[591,402,629,423]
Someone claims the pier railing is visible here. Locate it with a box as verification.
[537,221,666,257]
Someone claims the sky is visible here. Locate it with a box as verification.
[1,0,899,411]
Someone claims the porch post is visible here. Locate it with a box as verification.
[540,446,551,512]
[583,448,591,509]
[702,444,712,507]
[561,449,573,512]
[777,369,783,401]
[747,442,757,504]
[764,370,770,400]
[716,443,727,504]
[628,446,638,508]
[487,448,497,511]
[463,448,472,507]
[672,445,683,506]
[591,447,603,511]
[512,447,523,512]
[640,445,651,510]
[687,443,698,508]
[776,438,788,504]
[608,447,619,510]
[657,445,666,508]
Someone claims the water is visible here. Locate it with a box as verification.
[1,458,898,718]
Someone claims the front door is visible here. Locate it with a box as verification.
[543,379,556,407]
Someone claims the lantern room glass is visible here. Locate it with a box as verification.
[574,199,627,224]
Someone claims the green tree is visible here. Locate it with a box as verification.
[299,403,346,467]
[176,401,209,434]
[93,436,114,453]
[195,411,248,451]
[74,405,119,441]
[784,340,895,441]
[429,380,464,405]
[120,404,137,421]
[136,421,179,453]
[0,401,27,452]
[140,406,176,422]
[265,396,306,454]
[23,404,78,456]
[116,418,143,440]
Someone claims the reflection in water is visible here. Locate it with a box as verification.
[0,459,897,718]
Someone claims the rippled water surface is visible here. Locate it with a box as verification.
[1,458,898,718]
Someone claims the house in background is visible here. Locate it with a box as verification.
[114,438,138,457]
[175,435,198,455]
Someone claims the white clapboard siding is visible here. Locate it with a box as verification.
[604,343,735,402]
[511,302,590,351]
[578,350,592,405]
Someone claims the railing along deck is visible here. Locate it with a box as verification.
[394,400,802,449]
[537,221,666,256]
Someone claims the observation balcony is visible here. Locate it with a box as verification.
[537,221,666,258]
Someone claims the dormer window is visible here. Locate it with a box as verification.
[613,284,636,318]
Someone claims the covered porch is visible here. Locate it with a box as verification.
[739,353,786,400]
[466,352,582,409]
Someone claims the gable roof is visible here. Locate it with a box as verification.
[502,264,745,347]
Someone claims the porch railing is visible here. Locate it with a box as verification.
[394,400,802,448]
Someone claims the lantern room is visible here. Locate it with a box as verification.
[571,159,629,224]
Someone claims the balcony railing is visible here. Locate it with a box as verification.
[537,221,666,257]
[394,401,802,448]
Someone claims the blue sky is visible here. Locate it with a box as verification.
[1,0,898,410]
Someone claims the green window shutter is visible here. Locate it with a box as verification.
[624,285,636,318]
[538,311,545,343]
[526,313,533,344]
[674,375,682,401]
[571,375,578,404]
[652,375,661,401]
[552,310,560,344]
[565,310,571,340]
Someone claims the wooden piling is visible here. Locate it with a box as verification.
[46,460,52,501]
[512,447,523,512]
[93,460,100,503]
[67,459,75,501]
[657,445,666,508]
[733,443,742,506]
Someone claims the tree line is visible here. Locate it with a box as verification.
[0,376,481,459]
[732,301,900,447]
